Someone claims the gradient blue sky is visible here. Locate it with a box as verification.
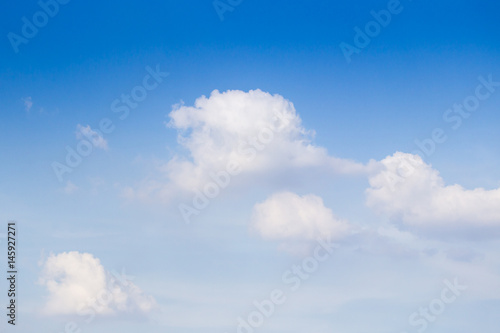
[1,0,500,332]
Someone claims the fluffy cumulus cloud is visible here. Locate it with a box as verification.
[251,191,351,242]
[125,89,371,201]
[76,124,108,150]
[366,152,500,234]
[39,252,155,316]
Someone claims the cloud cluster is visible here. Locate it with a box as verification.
[39,251,155,316]
[123,89,500,240]
[125,89,369,201]
[251,191,350,242]
[366,152,500,233]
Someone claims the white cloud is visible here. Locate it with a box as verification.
[23,96,33,112]
[366,152,500,234]
[39,251,156,316]
[126,89,372,201]
[250,191,351,242]
[61,180,78,194]
[76,124,108,150]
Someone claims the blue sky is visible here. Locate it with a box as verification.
[1,0,500,332]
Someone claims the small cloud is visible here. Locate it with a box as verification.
[22,97,33,112]
[61,181,78,194]
[251,191,351,244]
[76,124,108,150]
[39,251,156,316]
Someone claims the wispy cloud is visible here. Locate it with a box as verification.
[22,96,33,112]
[61,180,78,194]
[76,124,109,150]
